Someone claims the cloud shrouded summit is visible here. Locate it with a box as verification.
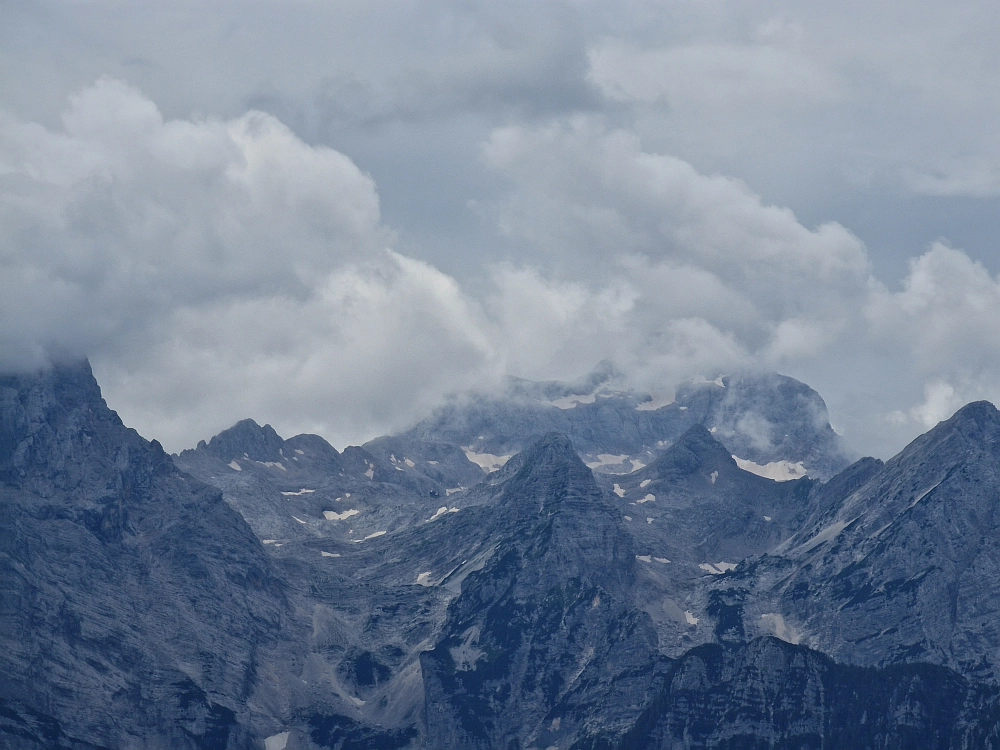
[4,75,1000,458]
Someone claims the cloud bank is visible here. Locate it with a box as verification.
[3,78,1000,459]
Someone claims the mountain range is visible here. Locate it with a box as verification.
[2,361,999,748]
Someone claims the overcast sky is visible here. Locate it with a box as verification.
[4,0,1000,458]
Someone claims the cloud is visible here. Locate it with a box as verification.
[482,117,871,366]
[6,77,1000,461]
[0,78,502,448]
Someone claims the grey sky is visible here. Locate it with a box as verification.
[3,0,1000,459]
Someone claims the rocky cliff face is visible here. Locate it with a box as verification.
[0,362,291,749]
[420,434,659,749]
[750,401,1000,675]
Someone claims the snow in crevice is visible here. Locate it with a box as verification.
[464,449,511,472]
[699,561,738,575]
[281,488,315,496]
[794,519,851,555]
[324,509,360,521]
[733,456,808,481]
[426,506,460,522]
[908,480,943,510]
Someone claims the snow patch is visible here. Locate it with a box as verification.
[265,732,290,750]
[760,613,801,644]
[446,487,464,496]
[324,509,360,521]
[710,470,718,484]
[646,517,654,524]
[262,539,278,545]
[548,393,596,409]
[585,454,628,469]
[638,494,655,504]
[763,515,772,522]
[362,530,386,541]
[294,449,304,455]
[733,456,808,481]
[427,460,439,465]
[630,459,647,471]
[364,463,374,480]
[640,479,651,488]
[427,506,460,522]
[613,484,626,497]
[623,515,632,521]
[636,555,652,563]
[636,393,674,411]
[416,571,433,586]
[699,561,738,575]
[259,461,287,472]
[653,557,670,564]
[281,488,315,496]
[228,460,242,471]
[320,551,340,558]
[464,449,511,472]
[404,458,416,467]
[684,611,699,626]
[291,516,306,524]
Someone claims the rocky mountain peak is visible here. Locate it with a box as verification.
[0,359,171,493]
[646,423,736,479]
[934,399,1000,448]
[200,418,285,462]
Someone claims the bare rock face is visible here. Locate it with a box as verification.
[0,361,289,749]
[9,362,1000,749]
[420,434,660,749]
[753,401,1000,675]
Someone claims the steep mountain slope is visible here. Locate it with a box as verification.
[0,362,291,749]
[748,401,1000,675]
[419,434,660,748]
